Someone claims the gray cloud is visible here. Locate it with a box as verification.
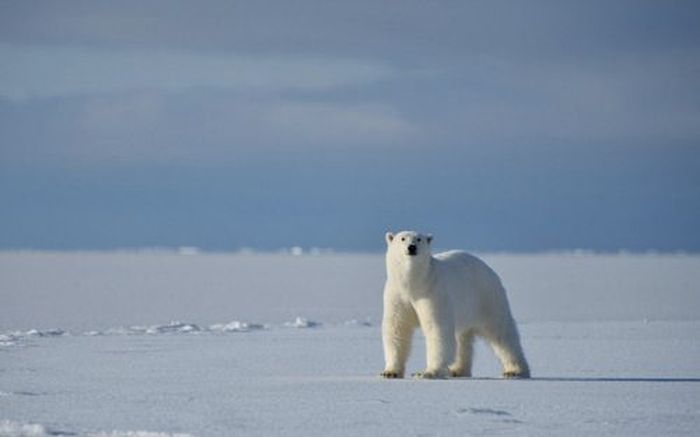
[0,43,395,100]
[261,102,416,146]
[3,1,698,60]
[1,1,699,251]
[434,51,700,145]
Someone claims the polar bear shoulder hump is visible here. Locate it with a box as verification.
[433,250,486,267]
[433,250,501,280]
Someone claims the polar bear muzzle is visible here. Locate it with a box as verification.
[407,244,418,256]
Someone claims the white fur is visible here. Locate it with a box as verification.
[381,231,530,379]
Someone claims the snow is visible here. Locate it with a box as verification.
[0,420,47,437]
[284,316,321,328]
[90,432,193,437]
[0,420,193,437]
[208,321,265,333]
[1,251,699,436]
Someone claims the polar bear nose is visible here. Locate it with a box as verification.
[407,244,418,255]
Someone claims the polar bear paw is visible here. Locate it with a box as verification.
[412,369,449,379]
[380,370,404,379]
[448,365,471,378]
[503,370,530,379]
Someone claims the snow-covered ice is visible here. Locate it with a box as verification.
[0,420,47,437]
[208,321,265,333]
[284,316,320,328]
[1,251,699,436]
[0,419,194,437]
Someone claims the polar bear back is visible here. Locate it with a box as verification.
[432,250,512,331]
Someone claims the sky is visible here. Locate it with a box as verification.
[1,0,699,252]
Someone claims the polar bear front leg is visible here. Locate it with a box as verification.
[381,297,418,378]
[412,298,455,379]
[449,329,475,377]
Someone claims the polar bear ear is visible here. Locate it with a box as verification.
[385,232,395,244]
[426,234,433,244]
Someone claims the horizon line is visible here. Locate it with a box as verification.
[1,246,698,257]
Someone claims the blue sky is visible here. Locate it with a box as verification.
[1,1,699,252]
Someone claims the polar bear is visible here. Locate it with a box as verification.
[381,231,530,379]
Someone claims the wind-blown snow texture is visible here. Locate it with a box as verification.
[1,251,699,436]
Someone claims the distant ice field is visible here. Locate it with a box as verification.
[2,251,699,331]
[1,252,699,436]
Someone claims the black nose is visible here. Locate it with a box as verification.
[407,244,417,255]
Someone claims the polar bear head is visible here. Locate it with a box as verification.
[385,230,433,259]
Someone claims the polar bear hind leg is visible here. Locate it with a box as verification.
[484,320,530,379]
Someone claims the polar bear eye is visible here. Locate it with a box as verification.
[417,238,422,242]
[401,237,406,241]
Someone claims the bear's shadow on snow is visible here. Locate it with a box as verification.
[464,376,700,383]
